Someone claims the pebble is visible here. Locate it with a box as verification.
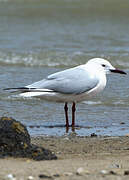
[56,151,61,154]
[39,174,52,179]
[53,174,60,177]
[120,122,125,125]
[76,167,85,175]
[76,167,90,175]
[63,137,69,140]
[100,169,125,175]
[64,172,73,176]
[111,169,125,175]
[91,133,97,137]
[109,164,120,168]
[124,170,129,175]
[100,170,109,175]
[109,170,117,175]
[4,174,16,180]
[27,176,34,180]
[125,134,129,137]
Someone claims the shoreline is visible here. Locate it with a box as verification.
[0,136,129,179]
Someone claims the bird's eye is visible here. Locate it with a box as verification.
[102,64,106,67]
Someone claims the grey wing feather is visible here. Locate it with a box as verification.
[27,67,99,94]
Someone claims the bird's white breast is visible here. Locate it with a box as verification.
[74,67,107,102]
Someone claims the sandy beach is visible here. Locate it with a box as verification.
[0,0,129,179]
[1,135,129,180]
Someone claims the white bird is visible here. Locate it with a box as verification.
[5,58,126,129]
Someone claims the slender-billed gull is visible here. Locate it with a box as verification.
[4,58,126,129]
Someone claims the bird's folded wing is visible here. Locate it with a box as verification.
[26,67,99,95]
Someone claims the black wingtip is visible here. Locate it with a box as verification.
[4,87,29,91]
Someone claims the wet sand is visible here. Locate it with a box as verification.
[1,135,129,179]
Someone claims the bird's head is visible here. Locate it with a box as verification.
[87,58,126,75]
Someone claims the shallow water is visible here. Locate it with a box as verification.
[0,0,129,136]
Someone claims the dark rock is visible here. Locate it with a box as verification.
[39,174,52,179]
[124,170,129,175]
[91,133,97,137]
[0,117,57,160]
[109,170,117,175]
[53,174,60,177]
[27,145,57,161]
[0,116,30,151]
[120,122,125,125]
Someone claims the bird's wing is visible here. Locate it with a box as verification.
[26,66,99,95]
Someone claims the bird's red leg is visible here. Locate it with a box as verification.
[72,102,76,130]
[64,102,69,132]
